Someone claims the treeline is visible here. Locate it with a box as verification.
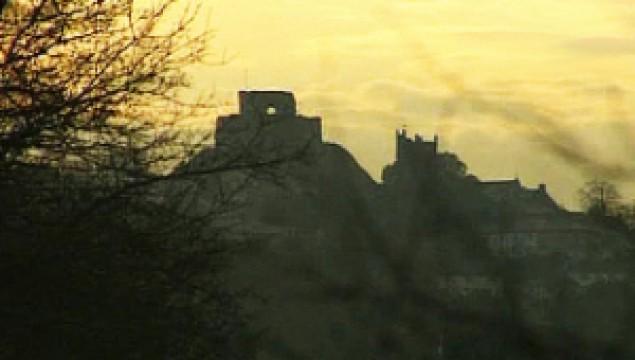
[0,1,274,359]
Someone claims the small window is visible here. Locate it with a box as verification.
[266,106,277,115]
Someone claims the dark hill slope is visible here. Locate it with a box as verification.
[179,139,394,359]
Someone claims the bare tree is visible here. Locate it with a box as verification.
[0,1,310,358]
[578,179,622,217]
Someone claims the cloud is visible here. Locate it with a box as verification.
[563,36,635,55]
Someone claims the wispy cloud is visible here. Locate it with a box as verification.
[563,36,635,55]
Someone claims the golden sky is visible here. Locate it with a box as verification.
[160,0,635,209]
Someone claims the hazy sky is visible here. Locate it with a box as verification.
[159,0,635,209]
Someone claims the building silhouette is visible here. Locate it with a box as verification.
[182,90,633,359]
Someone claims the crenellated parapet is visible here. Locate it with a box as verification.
[395,129,438,165]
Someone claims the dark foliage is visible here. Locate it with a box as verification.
[0,1,263,359]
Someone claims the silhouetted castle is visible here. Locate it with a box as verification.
[184,90,632,357]
[396,129,438,165]
[215,90,322,155]
[210,90,629,261]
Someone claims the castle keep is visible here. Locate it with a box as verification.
[215,90,322,155]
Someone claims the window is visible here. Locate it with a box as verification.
[266,105,277,115]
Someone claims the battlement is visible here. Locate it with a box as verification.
[396,129,438,164]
